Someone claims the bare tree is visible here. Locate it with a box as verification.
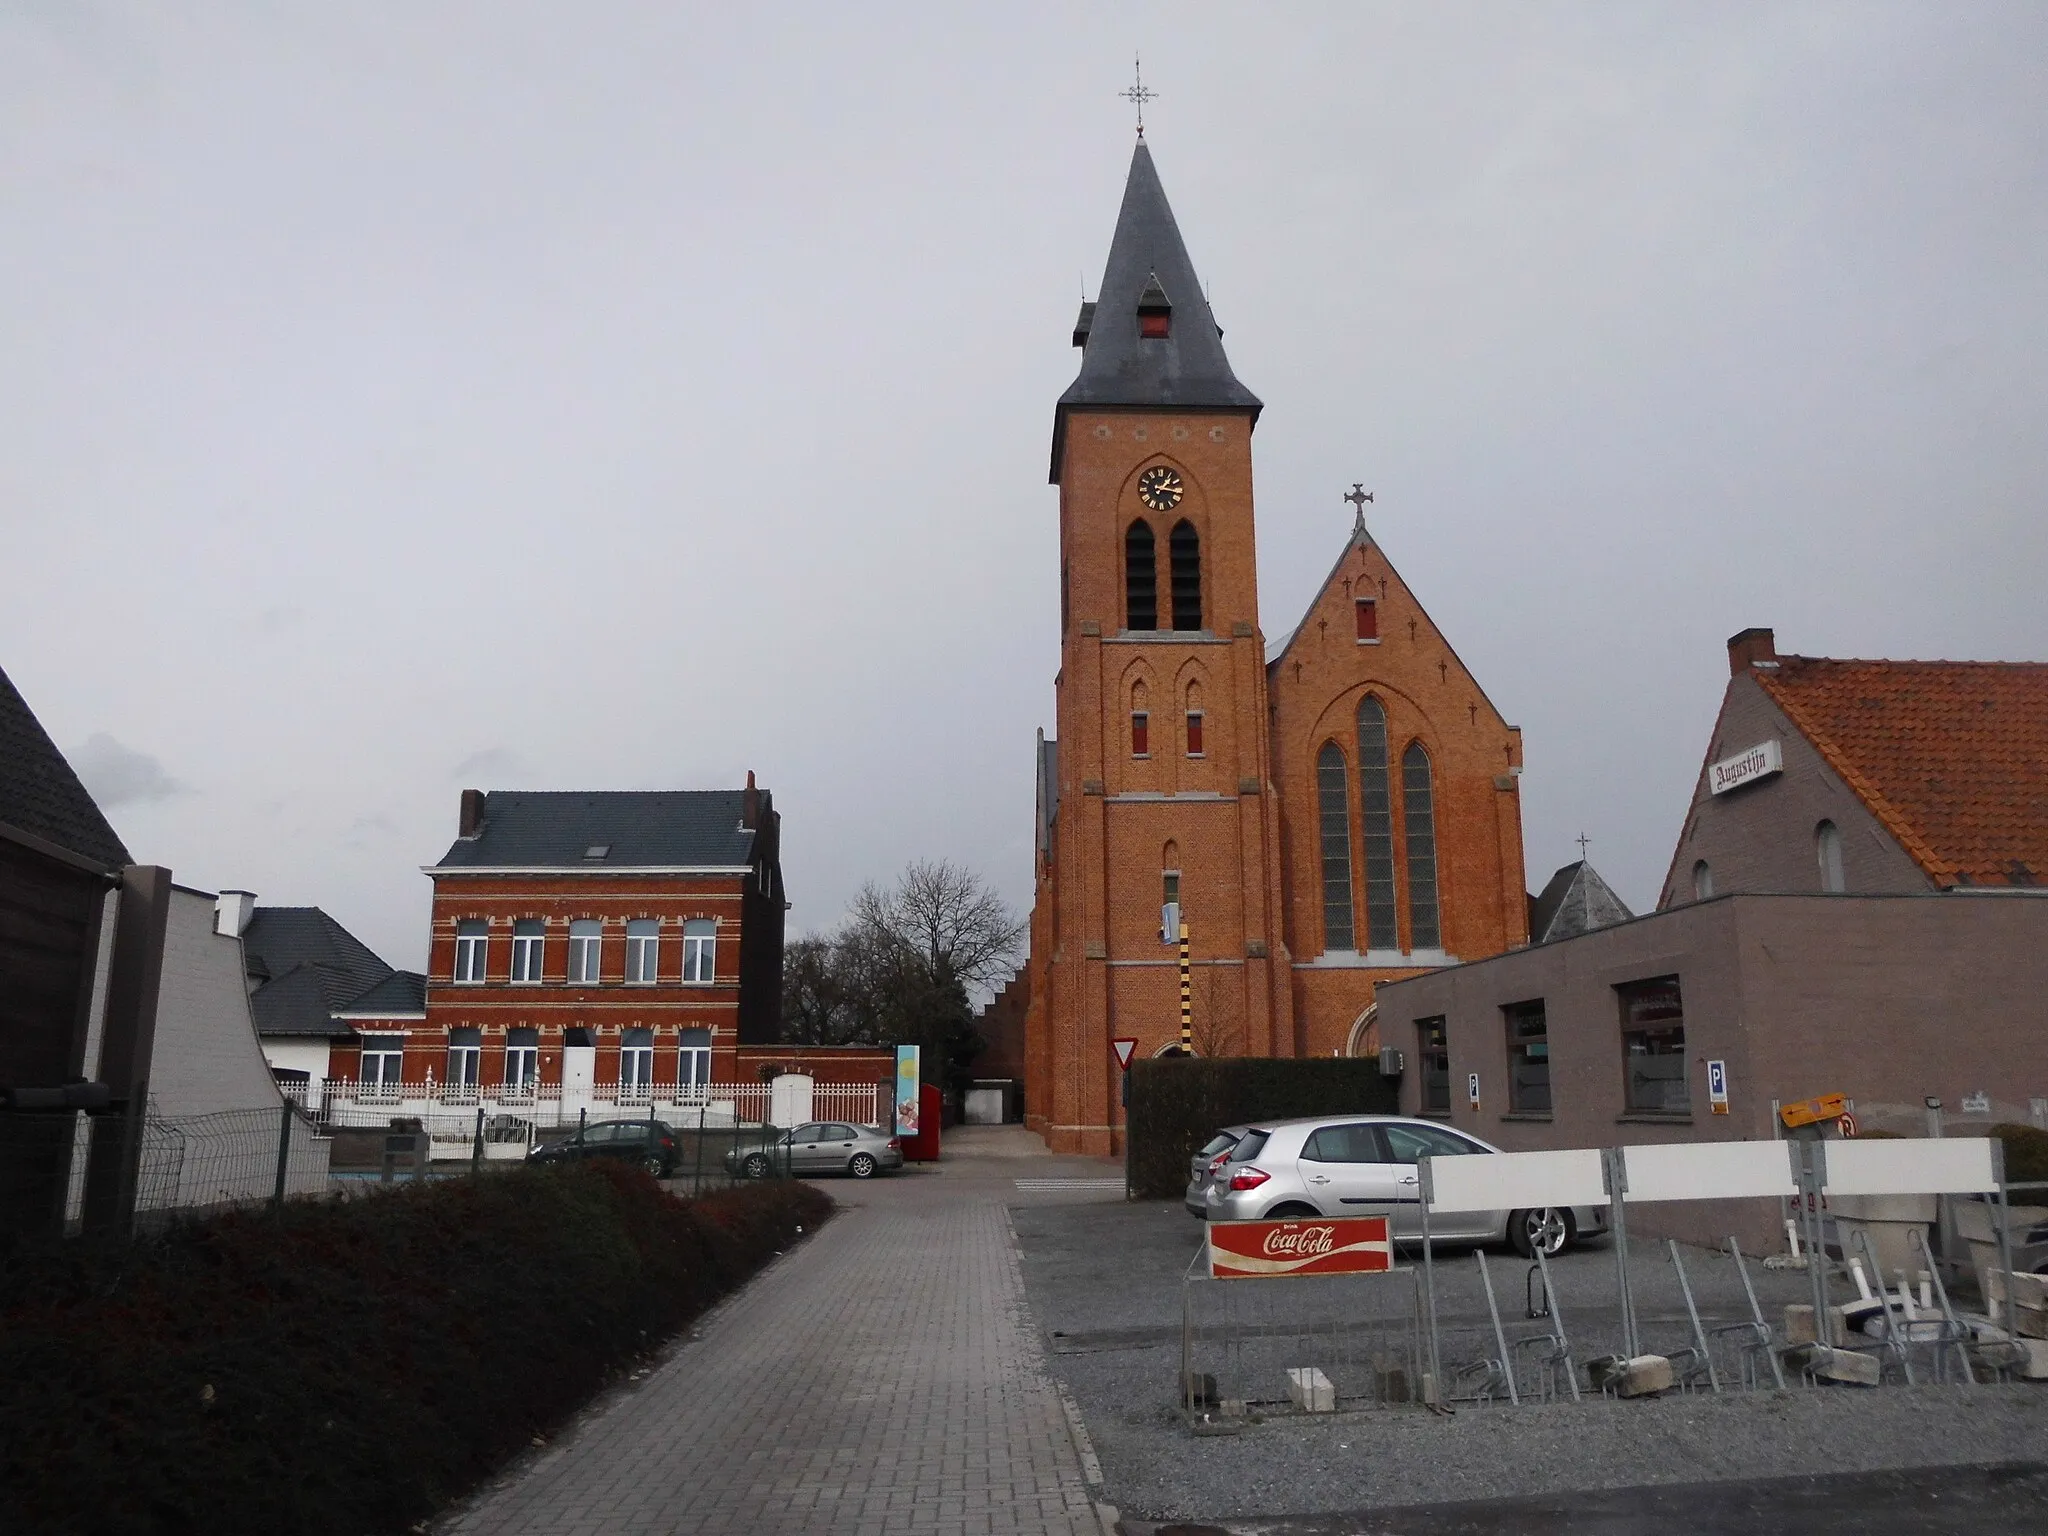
[850,858,1023,995]
[1190,966,1245,1059]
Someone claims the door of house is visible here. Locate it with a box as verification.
[562,1044,596,1115]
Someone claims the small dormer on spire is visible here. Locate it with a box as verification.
[1137,272,1172,338]
[1072,300,1096,348]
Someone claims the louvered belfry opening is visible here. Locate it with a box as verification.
[1125,519,1157,630]
[1169,519,1202,630]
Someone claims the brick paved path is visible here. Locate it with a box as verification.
[443,1141,1113,1536]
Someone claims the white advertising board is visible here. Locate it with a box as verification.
[1709,738,1783,795]
[1424,1148,1609,1213]
[1824,1137,1998,1196]
[1620,1140,1796,1203]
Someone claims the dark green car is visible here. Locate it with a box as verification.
[528,1119,679,1178]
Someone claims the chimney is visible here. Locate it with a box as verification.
[742,770,759,829]
[215,889,257,938]
[1727,627,1778,677]
[459,788,486,839]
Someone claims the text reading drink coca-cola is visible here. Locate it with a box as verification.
[1207,1216,1394,1279]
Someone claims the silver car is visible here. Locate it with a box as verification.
[726,1121,904,1180]
[1184,1125,1251,1216]
[1203,1115,1607,1256]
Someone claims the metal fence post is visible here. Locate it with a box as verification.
[1417,1154,1441,1401]
[472,1105,485,1174]
[694,1099,707,1196]
[271,1099,293,1212]
[1604,1147,1639,1359]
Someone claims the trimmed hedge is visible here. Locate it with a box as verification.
[1992,1122,2048,1186]
[1126,1057,1399,1199]
[0,1163,831,1536]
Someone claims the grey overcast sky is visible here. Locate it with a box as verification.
[5,3,2045,972]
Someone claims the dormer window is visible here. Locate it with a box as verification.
[1138,272,1172,339]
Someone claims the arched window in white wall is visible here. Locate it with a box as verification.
[1692,860,1714,900]
[1816,820,1845,892]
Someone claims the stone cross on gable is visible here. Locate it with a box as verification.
[1345,483,1374,535]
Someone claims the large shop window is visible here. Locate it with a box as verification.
[1315,741,1356,951]
[453,919,488,984]
[625,919,660,984]
[446,1026,481,1096]
[1356,697,1398,950]
[1416,1016,1450,1113]
[1504,1000,1550,1115]
[568,919,602,983]
[510,919,545,984]
[682,919,717,984]
[619,1027,654,1101]
[678,1028,712,1099]
[1618,976,1688,1115]
[505,1027,539,1095]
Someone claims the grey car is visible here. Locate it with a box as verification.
[725,1121,904,1180]
[1184,1125,1251,1216]
[1203,1115,1608,1256]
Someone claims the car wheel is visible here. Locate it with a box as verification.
[1509,1206,1574,1258]
[849,1153,877,1179]
[641,1155,666,1178]
[742,1153,772,1180]
[1264,1201,1321,1219]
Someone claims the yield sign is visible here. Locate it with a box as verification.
[1111,1037,1139,1071]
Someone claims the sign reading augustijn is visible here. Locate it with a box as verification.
[1207,1216,1393,1280]
[1709,738,1783,796]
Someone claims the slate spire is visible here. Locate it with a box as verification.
[1053,141,1260,479]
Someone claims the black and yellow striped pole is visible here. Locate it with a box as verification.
[1178,920,1192,1054]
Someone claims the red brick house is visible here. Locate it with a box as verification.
[325,777,890,1132]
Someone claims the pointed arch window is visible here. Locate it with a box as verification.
[1816,820,1845,893]
[1169,520,1202,631]
[1316,742,1356,952]
[1402,742,1442,950]
[1356,698,1398,950]
[1124,520,1157,631]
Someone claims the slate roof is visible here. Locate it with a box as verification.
[433,790,757,870]
[1527,861,1635,945]
[1754,656,2048,888]
[1052,141,1261,480]
[334,970,426,1018]
[0,663,130,870]
[241,906,401,1038]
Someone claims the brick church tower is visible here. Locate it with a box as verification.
[1024,139,1529,1154]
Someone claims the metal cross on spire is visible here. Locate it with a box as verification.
[1576,832,1592,858]
[1344,482,1374,535]
[1120,55,1157,137]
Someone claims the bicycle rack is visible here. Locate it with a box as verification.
[1715,1238,1786,1391]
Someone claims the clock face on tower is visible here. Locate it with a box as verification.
[1137,465,1184,512]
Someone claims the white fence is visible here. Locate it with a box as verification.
[285,1077,880,1133]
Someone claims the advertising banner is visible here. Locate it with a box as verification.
[1208,1215,1393,1280]
[893,1045,921,1137]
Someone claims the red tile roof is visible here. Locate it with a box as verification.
[1755,656,2048,888]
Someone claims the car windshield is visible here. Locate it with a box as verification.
[1197,1132,1240,1158]
[1232,1130,1270,1162]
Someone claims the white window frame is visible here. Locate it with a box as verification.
[619,1043,654,1100]
[683,919,716,984]
[453,920,489,984]
[361,1038,405,1098]
[509,920,545,984]
[446,1037,480,1098]
[625,919,660,985]
[504,1044,538,1096]
[678,1042,711,1100]
[568,919,602,983]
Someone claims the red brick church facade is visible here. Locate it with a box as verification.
[1024,141,1530,1154]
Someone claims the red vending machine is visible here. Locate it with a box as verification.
[902,1082,942,1162]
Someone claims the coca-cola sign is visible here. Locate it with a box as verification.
[1208,1215,1393,1280]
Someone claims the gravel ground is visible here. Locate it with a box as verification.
[1012,1198,2048,1523]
